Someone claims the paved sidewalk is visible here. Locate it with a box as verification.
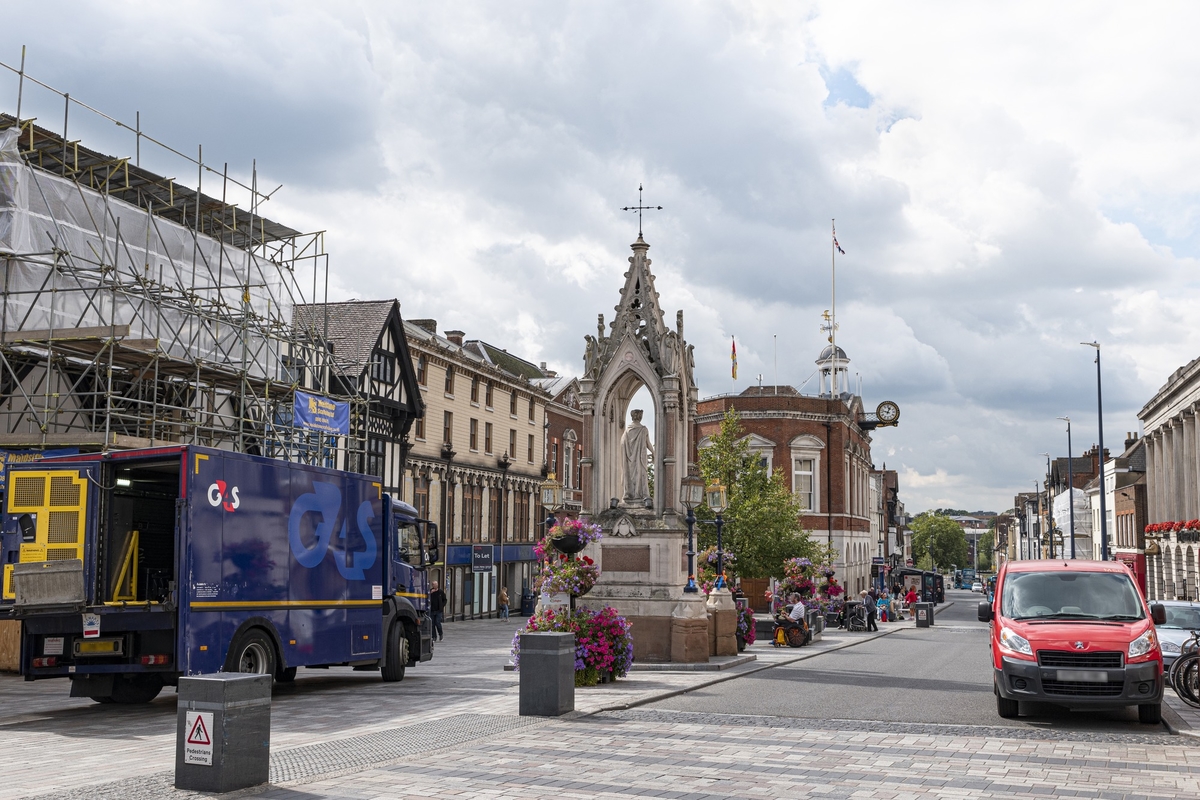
[1,614,911,800]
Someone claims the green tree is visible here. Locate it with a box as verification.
[977,529,995,572]
[910,512,968,573]
[695,408,817,578]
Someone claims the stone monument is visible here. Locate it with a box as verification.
[577,233,709,662]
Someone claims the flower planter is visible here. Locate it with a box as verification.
[736,634,746,652]
[551,532,587,555]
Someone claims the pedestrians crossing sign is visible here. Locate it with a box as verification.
[184,711,214,765]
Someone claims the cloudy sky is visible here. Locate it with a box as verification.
[5,2,1199,513]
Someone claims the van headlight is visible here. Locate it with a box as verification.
[1129,629,1157,659]
[999,627,1032,656]
[1161,640,1181,654]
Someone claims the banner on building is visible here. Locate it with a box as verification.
[294,391,349,435]
[0,448,79,497]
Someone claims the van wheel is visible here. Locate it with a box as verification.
[111,674,164,704]
[1138,703,1162,724]
[226,628,277,677]
[996,692,1019,719]
[382,623,409,682]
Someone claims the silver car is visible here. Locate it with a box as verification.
[1153,600,1200,668]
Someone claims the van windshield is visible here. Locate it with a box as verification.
[1001,571,1144,621]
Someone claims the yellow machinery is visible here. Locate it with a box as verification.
[3,470,88,600]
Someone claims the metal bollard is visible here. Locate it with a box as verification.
[518,632,575,716]
[175,672,272,793]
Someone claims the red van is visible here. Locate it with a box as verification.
[978,560,1167,723]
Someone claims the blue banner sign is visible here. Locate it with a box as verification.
[294,391,349,435]
[0,448,79,496]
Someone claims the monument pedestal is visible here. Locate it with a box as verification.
[670,594,709,663]
[706,588,738,657]
[585,509,708,663]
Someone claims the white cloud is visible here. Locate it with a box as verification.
[5,1,1200,512]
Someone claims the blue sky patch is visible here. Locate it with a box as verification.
[821,65,873,109]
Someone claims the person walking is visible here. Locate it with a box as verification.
[429,581,447,641]
[498,586,510,620]
[861,590,879,632]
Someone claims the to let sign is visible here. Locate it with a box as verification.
[472,544,494,573]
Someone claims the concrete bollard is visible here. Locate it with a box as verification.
[175,672,272,793]
[519,632,575,716]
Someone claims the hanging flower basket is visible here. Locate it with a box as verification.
[550,518,603,555]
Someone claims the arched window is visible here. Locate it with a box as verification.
[563,429,578,489]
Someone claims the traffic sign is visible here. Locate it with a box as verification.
[184,711,214,765]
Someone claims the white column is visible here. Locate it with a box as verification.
[1184,413,1197,520]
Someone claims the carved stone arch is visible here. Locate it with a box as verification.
[593,348,664,511]
[789,434,826,450]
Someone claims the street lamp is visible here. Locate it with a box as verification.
[540,473,562,537]
[1057,416,1075,559]
[680,468,705,593]
[1082,341,1110,561]
[1038,456,1053,559]
[706,482,729,589]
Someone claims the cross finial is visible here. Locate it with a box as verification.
[621,183,662,238]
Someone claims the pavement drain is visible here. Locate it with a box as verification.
[23,713,545,800]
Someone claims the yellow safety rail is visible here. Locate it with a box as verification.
[110,530,139,602]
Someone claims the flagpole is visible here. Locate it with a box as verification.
[773,333,778,395]
[831,218,837,396]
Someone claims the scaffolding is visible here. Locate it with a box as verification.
[0,51,366,466]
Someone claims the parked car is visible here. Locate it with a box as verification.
[978,559,1166,724]
[971,581,984,593]
[1153,601,1200,669]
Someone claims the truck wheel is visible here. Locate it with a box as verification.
[111,674,164,704]
[1138,703,1162,724]
[382,623,409,682]
[277,667,297,683]
[996,693,1019,719]
[227,628,277,677]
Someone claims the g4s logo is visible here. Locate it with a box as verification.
[287,481,377,581]
[207,481,240,512]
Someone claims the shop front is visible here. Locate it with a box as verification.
[443,543,539,620]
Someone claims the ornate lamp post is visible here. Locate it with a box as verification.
[680,469,705,593]
[706,482,729,589]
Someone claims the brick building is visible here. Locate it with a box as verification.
[537,374,585,515]
[694,378,883,596]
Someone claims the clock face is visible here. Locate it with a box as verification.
[877,401,900,423]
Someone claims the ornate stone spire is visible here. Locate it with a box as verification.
[583,236,695,391]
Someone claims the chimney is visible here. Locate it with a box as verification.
[410,319,438,335]
[445,330,464,346]
[1125,431,1139,451]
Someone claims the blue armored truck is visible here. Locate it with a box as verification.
[0,445,436,703]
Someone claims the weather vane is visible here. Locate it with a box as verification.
[621,183,662,237]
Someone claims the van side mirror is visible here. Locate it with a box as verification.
[977,600,993,623]
[1151,603,1167,625]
